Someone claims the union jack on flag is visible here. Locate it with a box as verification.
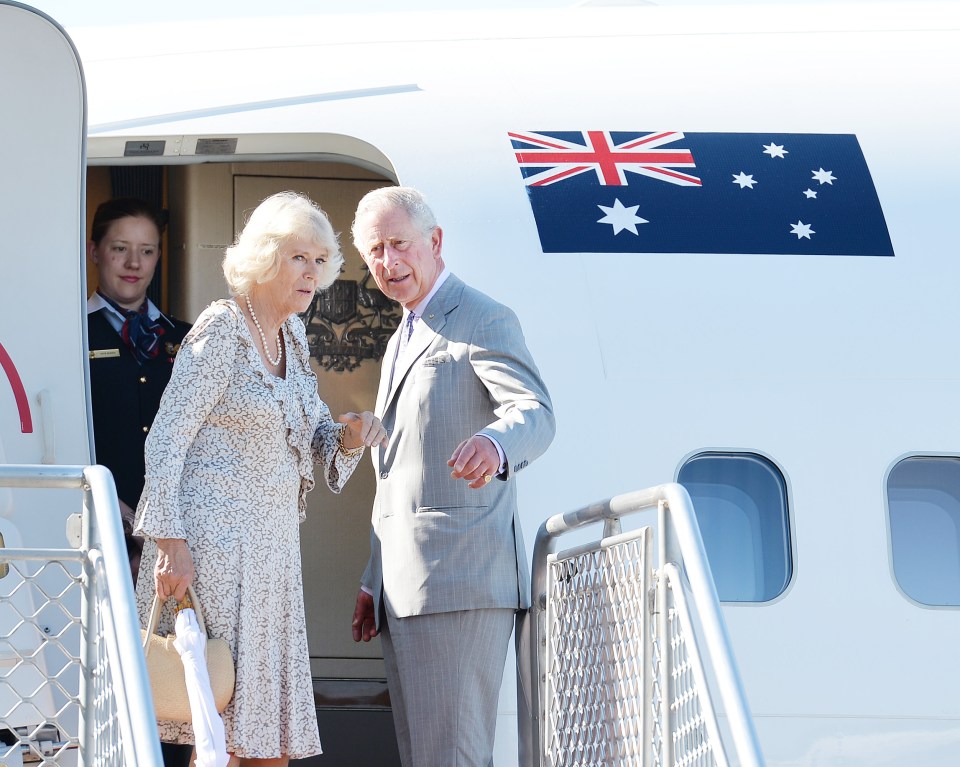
[511,130,701,188]
[510,130,894,256]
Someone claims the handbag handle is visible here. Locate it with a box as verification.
[142,585,209,656]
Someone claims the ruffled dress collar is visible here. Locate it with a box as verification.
[223,298,320,520]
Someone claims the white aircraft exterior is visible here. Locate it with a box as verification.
[1,1,959,765]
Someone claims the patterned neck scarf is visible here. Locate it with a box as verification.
[98,290,165,364]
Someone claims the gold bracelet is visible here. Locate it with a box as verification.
[338,426,365,457]
[175,593,194,613]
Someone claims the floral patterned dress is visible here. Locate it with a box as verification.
[134,299,362,759]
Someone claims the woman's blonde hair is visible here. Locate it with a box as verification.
[223,191,342,295]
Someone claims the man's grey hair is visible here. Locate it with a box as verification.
[351,186,438,252]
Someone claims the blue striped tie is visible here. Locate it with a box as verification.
[98,291,165,364]
[400,312,416,352]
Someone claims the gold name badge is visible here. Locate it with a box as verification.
[89,349,121,360]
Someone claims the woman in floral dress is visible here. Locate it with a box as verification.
[134,191,387,766]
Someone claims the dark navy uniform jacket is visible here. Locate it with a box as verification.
[87,306,192,511]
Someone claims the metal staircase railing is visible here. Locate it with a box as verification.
[0,464,162,767]
[518,483,765,767]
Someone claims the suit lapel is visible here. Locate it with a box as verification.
[381,275,463,415]
[387,320,434,399]
[377,329,400,418]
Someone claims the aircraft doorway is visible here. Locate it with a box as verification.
[87,158,401,765]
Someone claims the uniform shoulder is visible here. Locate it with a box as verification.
[164,315,193,340]
[86,308,113,334]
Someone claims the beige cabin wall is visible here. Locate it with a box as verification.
[169,161,393,676]
[167,164,234,321]
[84,166,117,297]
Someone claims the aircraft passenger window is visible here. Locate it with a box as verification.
[887,456,960,606]
[677,452,792,602]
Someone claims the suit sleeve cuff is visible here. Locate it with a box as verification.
[477,433,506,476]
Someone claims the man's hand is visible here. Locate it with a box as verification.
[448,435,500,489]
[352,590,378,642]
[339,411,389,450]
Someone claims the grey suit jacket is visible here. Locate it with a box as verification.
[361,274,555,622]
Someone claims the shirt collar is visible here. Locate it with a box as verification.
[405,267,450,321]
[87,292,163,321]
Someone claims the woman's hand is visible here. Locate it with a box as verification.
[338,411,388,450]
[154,538,195,602]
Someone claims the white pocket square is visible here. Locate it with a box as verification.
[422,352,452,366]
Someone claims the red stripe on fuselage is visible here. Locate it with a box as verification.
[0,341,33,434]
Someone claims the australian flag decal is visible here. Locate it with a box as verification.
[510,131,894,256]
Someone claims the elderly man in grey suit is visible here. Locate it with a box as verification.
[350,186,555,767]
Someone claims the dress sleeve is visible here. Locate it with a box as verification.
[311,406,364,494]
[134,304,237,539]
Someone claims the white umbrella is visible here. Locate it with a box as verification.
[173,603,230,767]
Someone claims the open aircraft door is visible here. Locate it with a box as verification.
[0,2,88,761]
[0,5,88,467]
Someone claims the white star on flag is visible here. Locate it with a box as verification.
[790,220,815,239]
[732,172,757,189]
[763,142,788,158]
[597,199,648,235]
[803,189,818,199]
[812,168,836,185]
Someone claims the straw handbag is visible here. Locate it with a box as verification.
[141,586,236,723]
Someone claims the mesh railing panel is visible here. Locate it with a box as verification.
[0,551,125,767]
[667,606,715,767]
[648,578,720,767]
[0,467,166,767]
[0,555,83,765]
[650,601,665,767]
[87,557,126,767]
[528,487,764,767]
[544,530,650,767]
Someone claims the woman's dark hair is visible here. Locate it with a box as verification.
[90,198,166,245]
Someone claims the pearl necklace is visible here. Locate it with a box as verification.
[244,294,283,366]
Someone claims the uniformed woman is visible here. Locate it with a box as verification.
[86,198,192,584]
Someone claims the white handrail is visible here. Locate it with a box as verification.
[658,488,764,767]
[0,463,163,767]
[519,482,765,767]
